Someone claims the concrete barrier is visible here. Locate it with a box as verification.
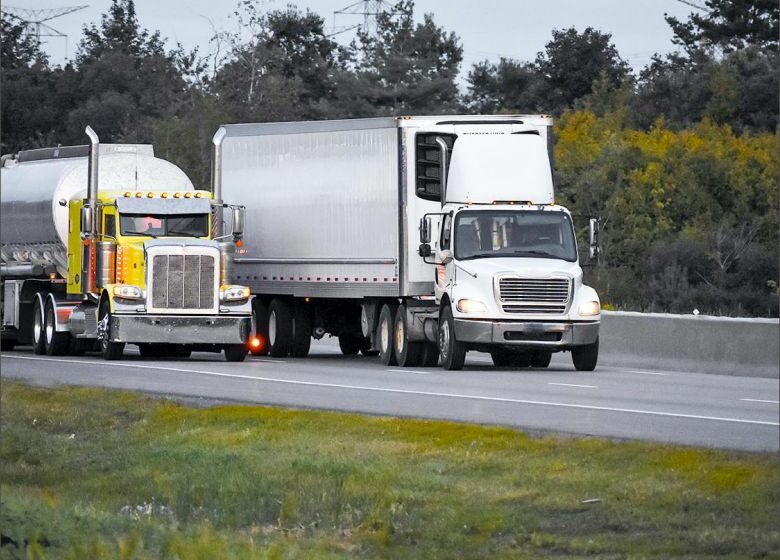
[599,311,779,378]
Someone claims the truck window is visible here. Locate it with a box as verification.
[119,213,209,237]
[415,133,456,201]
[440,214,452,250]
[104,214,116,238]
[454,210,577,262]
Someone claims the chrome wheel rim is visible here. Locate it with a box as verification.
[394,318,404,354]
[33,305,42,343]
[439,321,450,361]
[380,315,389,353]
[269,311,277,346]
[45,307,54,343]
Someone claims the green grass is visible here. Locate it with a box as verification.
[1,381,778,559]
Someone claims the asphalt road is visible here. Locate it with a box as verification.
[3,339,778,451]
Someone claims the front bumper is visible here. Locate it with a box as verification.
[454,319,599,348]
[110,314,252,344]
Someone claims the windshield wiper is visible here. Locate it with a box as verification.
[512,250,559,259]
[460,252,503,260]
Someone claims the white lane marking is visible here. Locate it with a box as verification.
[250,358,287,364]
[548,382,598,389]
[3,354,779,427]
[740,398,780,404]
[630,370,671,376]
[387,369,435,375]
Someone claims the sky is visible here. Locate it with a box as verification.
[8,0,697,78]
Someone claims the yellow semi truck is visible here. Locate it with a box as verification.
[0,127,252,361]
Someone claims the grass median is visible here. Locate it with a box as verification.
[1,380,778,559]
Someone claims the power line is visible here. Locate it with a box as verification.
[676,0,712,12]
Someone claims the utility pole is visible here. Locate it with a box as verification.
[1,5,89,61]
[330,0,401,38]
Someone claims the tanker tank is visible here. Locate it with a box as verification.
[0,144,194,276]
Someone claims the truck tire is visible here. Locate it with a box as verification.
[267,299,293,357]
[32,297,45,355]
[339,335,361,355]
[394,304,424,367]
[224,344,248,362]
[439,305,466,371]
[1,339,16,351]
[572,339,598,371]
[98,299,124,361]
[377,303,398,366]
[531,350,552,368]
[251,299,270,356]
[44,300,69,356]
[290,303,312,358]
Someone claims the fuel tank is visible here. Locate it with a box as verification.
[0,144,194,273]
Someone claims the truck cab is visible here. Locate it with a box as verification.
[417,120,601,370]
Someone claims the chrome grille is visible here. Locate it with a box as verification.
[151,254,215,310]
[498,277,571,314]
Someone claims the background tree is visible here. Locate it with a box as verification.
[335,0,462,116]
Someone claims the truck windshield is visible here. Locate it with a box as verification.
[454,210,577,262]
[119,214,209,238]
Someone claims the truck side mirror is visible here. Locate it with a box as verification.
[418,243,432,257]
[419,216,431,244]
[232,206,245,238]
[588,218,600,262]
[439,249,453,264]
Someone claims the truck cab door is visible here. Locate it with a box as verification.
[435,213,454,303]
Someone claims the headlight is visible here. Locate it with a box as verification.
[112,284,144,300]
[220,285,251,302]
[578,300,600,316]
[457,298,487,313]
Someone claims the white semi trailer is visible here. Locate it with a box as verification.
[217,115,601,370]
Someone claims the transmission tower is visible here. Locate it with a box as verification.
[330,0,401,38]
[1,5,89,60]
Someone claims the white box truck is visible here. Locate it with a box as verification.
[216,115,601,370]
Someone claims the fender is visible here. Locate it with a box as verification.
[44,293,78,333]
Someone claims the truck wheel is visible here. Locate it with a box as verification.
[420,342,439,367]
[290,303,312,358]
[98,300,124,361]
[572,339,598,371]
[32,297,45,355]
[339,335,361,355]
[44,300,69,356]
[394,305,424,367]
[531,350,552,368]
[439,305,466,371]
[251,299,270,356]
[224,344,248,362]
[1,339,16,351]
[267,299,293,357]
[377,303,398,366]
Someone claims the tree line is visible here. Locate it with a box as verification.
[1,0,777,316]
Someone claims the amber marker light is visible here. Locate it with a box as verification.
[235,239,243,248]
[183,192,192,198]
[146,192,154,198]
[194,192,203,198]
[161,192,168,198]
[173,192,181,198]
[124,192,132,197]
[135,192,143,198]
